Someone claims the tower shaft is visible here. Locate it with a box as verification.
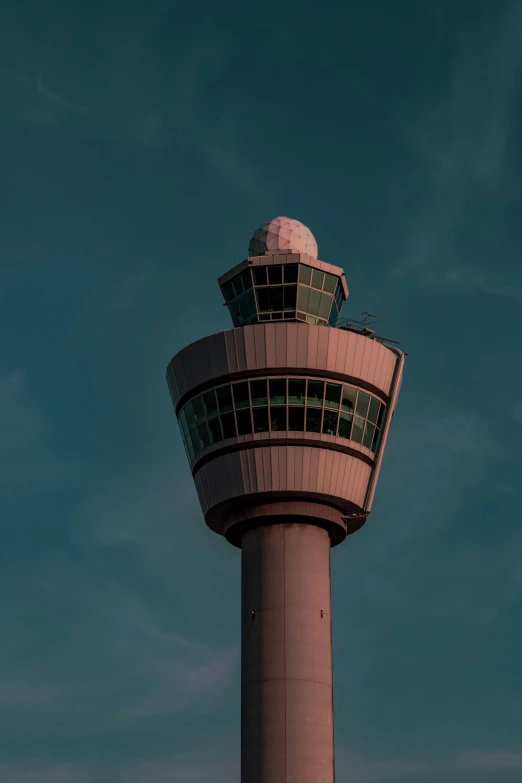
[241,522,334,782]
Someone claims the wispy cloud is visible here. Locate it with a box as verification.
[394,2,522,296]
[0,66,88,123]
[336,747,522,782]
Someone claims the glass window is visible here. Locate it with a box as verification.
[322,409,339,435]
[197,421,211,450]
[308,287,321,316]
[233,382,250,409]
[288,406,305,431]
[307,315,316,324]
[363,422,375,449]
[208,417,222,444]
[217,385,233,414]
[341,386,357,413]
[356,391,370,418]
[270,286,284,311]
[367,396,380,424]
[325,383,341,409]
[288,378,306,405]
[306,407,322,432]
[270,406,287,431]
[202,390,218,418]
[272,312,283,319]
[268,265,283,285]
[318,292,332,320]
[269,378,286,404]
[229,300,241,326]
[179,409,190,438]
[256,287,271,312]
[297,285,310,312]
[192,396,205,422]
[239,289,257,322]
[220,412,236,439]
[376,404,386,430]
[241,269,253,290]
[351,415,365,443]
[185,433,195,461]
[284,264,298,283]
[299,264,312,285]
[297,311,307,321]
[311,269,324,290]
[236,409,252,436]
[283,285,297,310]
[184,401,196,432]
[232,275,244,298]
[372,428,382,453]
[250,379,268,406]
[338,411,353,440]
[189,427,201,455]
[259,313,270,321]
[253,267,267,286]
[307,380,324,407]
[252,407,269,432]
[323,273,337,294]
[222,281,235,302]
[284,311,295,319]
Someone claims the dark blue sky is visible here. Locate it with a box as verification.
[1,1,521,781]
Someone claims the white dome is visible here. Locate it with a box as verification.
[248,216,318,259]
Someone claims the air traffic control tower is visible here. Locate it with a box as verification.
[166,217,404,783]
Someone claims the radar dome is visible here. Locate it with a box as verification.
[248,216,318,259]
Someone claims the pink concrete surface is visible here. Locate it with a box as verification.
[194,445,371,536]
[241,523,334,783]
[167,322,396,408]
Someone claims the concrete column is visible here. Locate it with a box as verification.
[241,522,335,783]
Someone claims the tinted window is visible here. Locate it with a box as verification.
[284,264,299,283]
[202,390,218,418]
[270,286,284,311]
[299,264,312,285]
[338,412,352,439]
[232,275,244,298]
[323,409,338,435]
[288,379,306,405]
[241,269,253,290]
[288,406,305,431]
[250,379,268,406]
[318,292,332,320]
[222,281,235,302]
[208,417,222,444]
[307,380,324,407]
[192,396,205,422]
[297,285,310,312]
[306,408,322,432]
[233,382,250,409]
[253,407,269,432]
[197,421,211,449]
[239,289,257,322]
[308,288,321,316]
[253,267,267,286]
[323,273,337,294]
[351,416,365,443]
[325,383,341,409]
[356,391,370,418]
[270,406,287,431]
[367,397,380,424]
[376,404,386,430]
[283,285,297,309]
[269,379,286,404]
[256,288,271,312]
[221,412,236,439]
[217,385,233,413]
[236,409,253,435]
[363,422,375,449]
[341,386,357,413]
[268,265,283,284]
[312,269,324,290]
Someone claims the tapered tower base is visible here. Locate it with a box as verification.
[241,522,335,783]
